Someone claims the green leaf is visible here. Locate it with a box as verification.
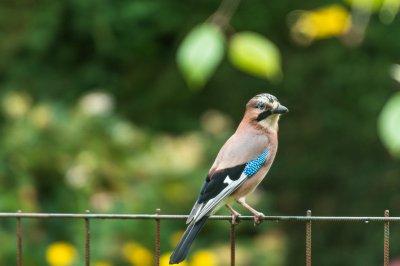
[344,0,383,12]
[378,92,400,158]
[176,23,225,90]
[379,0,400,24]
[229,32,282,81]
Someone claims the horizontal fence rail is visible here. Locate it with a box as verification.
[2,212,400,221]
[0,210,396,266]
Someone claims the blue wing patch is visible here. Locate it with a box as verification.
[244,148,270,176]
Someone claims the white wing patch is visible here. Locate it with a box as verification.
[192,172,248,223]
[223,175,233,185]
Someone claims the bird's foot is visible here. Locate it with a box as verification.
[226,204,241,225]
[253,212,265,226]
[231,212,241,225]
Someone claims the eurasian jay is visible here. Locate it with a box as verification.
[169,93,288,264]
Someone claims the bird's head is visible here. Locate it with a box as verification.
[245,93,288,131]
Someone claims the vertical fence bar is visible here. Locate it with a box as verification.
[384,210,390,266]
[306,210,312,266]
[230,222,236,266]
[85,210,90,266]
[155,209,161,266]
[17,210,22,266]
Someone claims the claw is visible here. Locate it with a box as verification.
[226,204,241,225]
[231,212,241,225]
[253,212,265,226]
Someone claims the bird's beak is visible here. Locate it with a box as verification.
[272,104,289,114]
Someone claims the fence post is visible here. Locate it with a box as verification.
[155,209,161,266]
[384,210,389,266]
[230,221,236,266]
[17,210,22,266]
[85,210,91,266]
[306,210,312,266]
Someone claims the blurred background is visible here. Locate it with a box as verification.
[0,0,400,265]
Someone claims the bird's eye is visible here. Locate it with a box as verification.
[256,102,266,110]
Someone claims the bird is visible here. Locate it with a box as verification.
[169,93,288,264]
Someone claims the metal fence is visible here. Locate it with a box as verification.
[0,209,397,266]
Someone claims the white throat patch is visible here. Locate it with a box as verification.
[260,114,280,131]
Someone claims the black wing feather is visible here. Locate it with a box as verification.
[198,164,246,203]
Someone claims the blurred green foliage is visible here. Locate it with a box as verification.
[228,31,282,81]
[0,0,400,265]
[177,23,225,89]
[378,91,400,157]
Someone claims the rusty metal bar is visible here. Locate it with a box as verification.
[230,222,236,266]
[85,210,90,266]
[306,210,312,266]
[1,212,400,222]
[155,209,161,266]
[3,210,399,265]
[17,210,22,266]
[384,210,389,266]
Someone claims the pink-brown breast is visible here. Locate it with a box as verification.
[230,132,278,200]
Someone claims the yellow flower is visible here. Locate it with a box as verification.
[291,5,351,45]
[190,250,217,266]
[46,242,77,266]
[122,241,153,266]
[160,252,188,266]
[94,261,113,266]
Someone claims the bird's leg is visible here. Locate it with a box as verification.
[237,199,265,226]
[225,204,241,225]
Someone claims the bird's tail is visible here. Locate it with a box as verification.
[169,216,208,264]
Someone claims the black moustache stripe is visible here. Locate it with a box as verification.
[256,110,272,121]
